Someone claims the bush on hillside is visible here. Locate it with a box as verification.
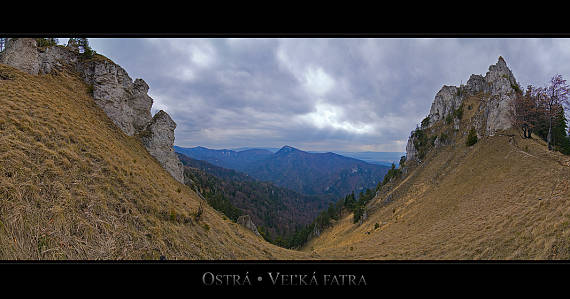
[412,127,429,160]
[466,127,478,146]
[378,163,402,189]
[439,132,449,144]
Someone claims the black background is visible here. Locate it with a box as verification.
[2,4,569,294]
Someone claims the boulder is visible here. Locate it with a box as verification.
[237,215,262,237]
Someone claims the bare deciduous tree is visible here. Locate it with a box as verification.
[542,75,570,150]
[511,85,540,138]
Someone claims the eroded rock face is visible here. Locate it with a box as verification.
[0,38,79,75]
[406,57,519,162]
[405,133,419,163]
[358,208,368,225]
[425,57,517,134]
[38,45,78,74]
[428,85,462,126]
[481,57,518,136]
[0,38,40,75]
[78,59,153,136]
[78,59,183,183]
[1,38,184,184]
[140,111,184,183]
[465,74,488,94]
[237,215,262,237]
[308,224,321,240]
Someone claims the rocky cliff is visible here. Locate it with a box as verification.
[0,38,184,183]
[406,57,519,163]
[140,111,184,183]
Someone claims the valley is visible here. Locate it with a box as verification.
[176,146,390,248]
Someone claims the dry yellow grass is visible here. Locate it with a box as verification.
[304,116,570,259]
[0,64,311,260]
[3,59,568,261]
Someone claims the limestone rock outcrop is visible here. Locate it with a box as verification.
[237,215,262,237]
[426,56,518,135]
[405,135,419,163]
[0,38,184,183]
[39,45,79,74]
[479,57,518,136]
[0,38,79,75]
[0,38,41,75]
[358,208,368,225]
[140,110,184,183]
[308,224,321,240]
[78,58,153,136]
[428,85,462,126]
[406,57,519,162]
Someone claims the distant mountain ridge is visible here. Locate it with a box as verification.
[173,146,273,172]
[228,147,405,166]
[174,145,390,199]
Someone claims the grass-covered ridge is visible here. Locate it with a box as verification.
[304,94,570,259]
[0,63,309,260]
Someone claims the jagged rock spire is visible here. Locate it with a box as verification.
[406,57,519,163]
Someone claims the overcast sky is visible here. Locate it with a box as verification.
[59,38,570,152]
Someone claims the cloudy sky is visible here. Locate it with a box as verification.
[60,38,570,152]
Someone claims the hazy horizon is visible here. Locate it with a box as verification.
[175,144,405,154]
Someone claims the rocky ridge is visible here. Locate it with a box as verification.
[0,38,184,183]
[406,57,519,163]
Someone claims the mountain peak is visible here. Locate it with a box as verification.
[410,57,520,163]
[487,56,515,83]
[498,55,506,64]
[277,145,300,154]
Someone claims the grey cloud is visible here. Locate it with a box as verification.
[84,38,570,152]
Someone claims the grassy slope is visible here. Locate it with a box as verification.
[3,60,567,260]
[0,64,310,260]
[304,98,570,259]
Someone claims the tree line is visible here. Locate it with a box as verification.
[31,37,97,59]
[282,186,379,249]
[511,74,570,154]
